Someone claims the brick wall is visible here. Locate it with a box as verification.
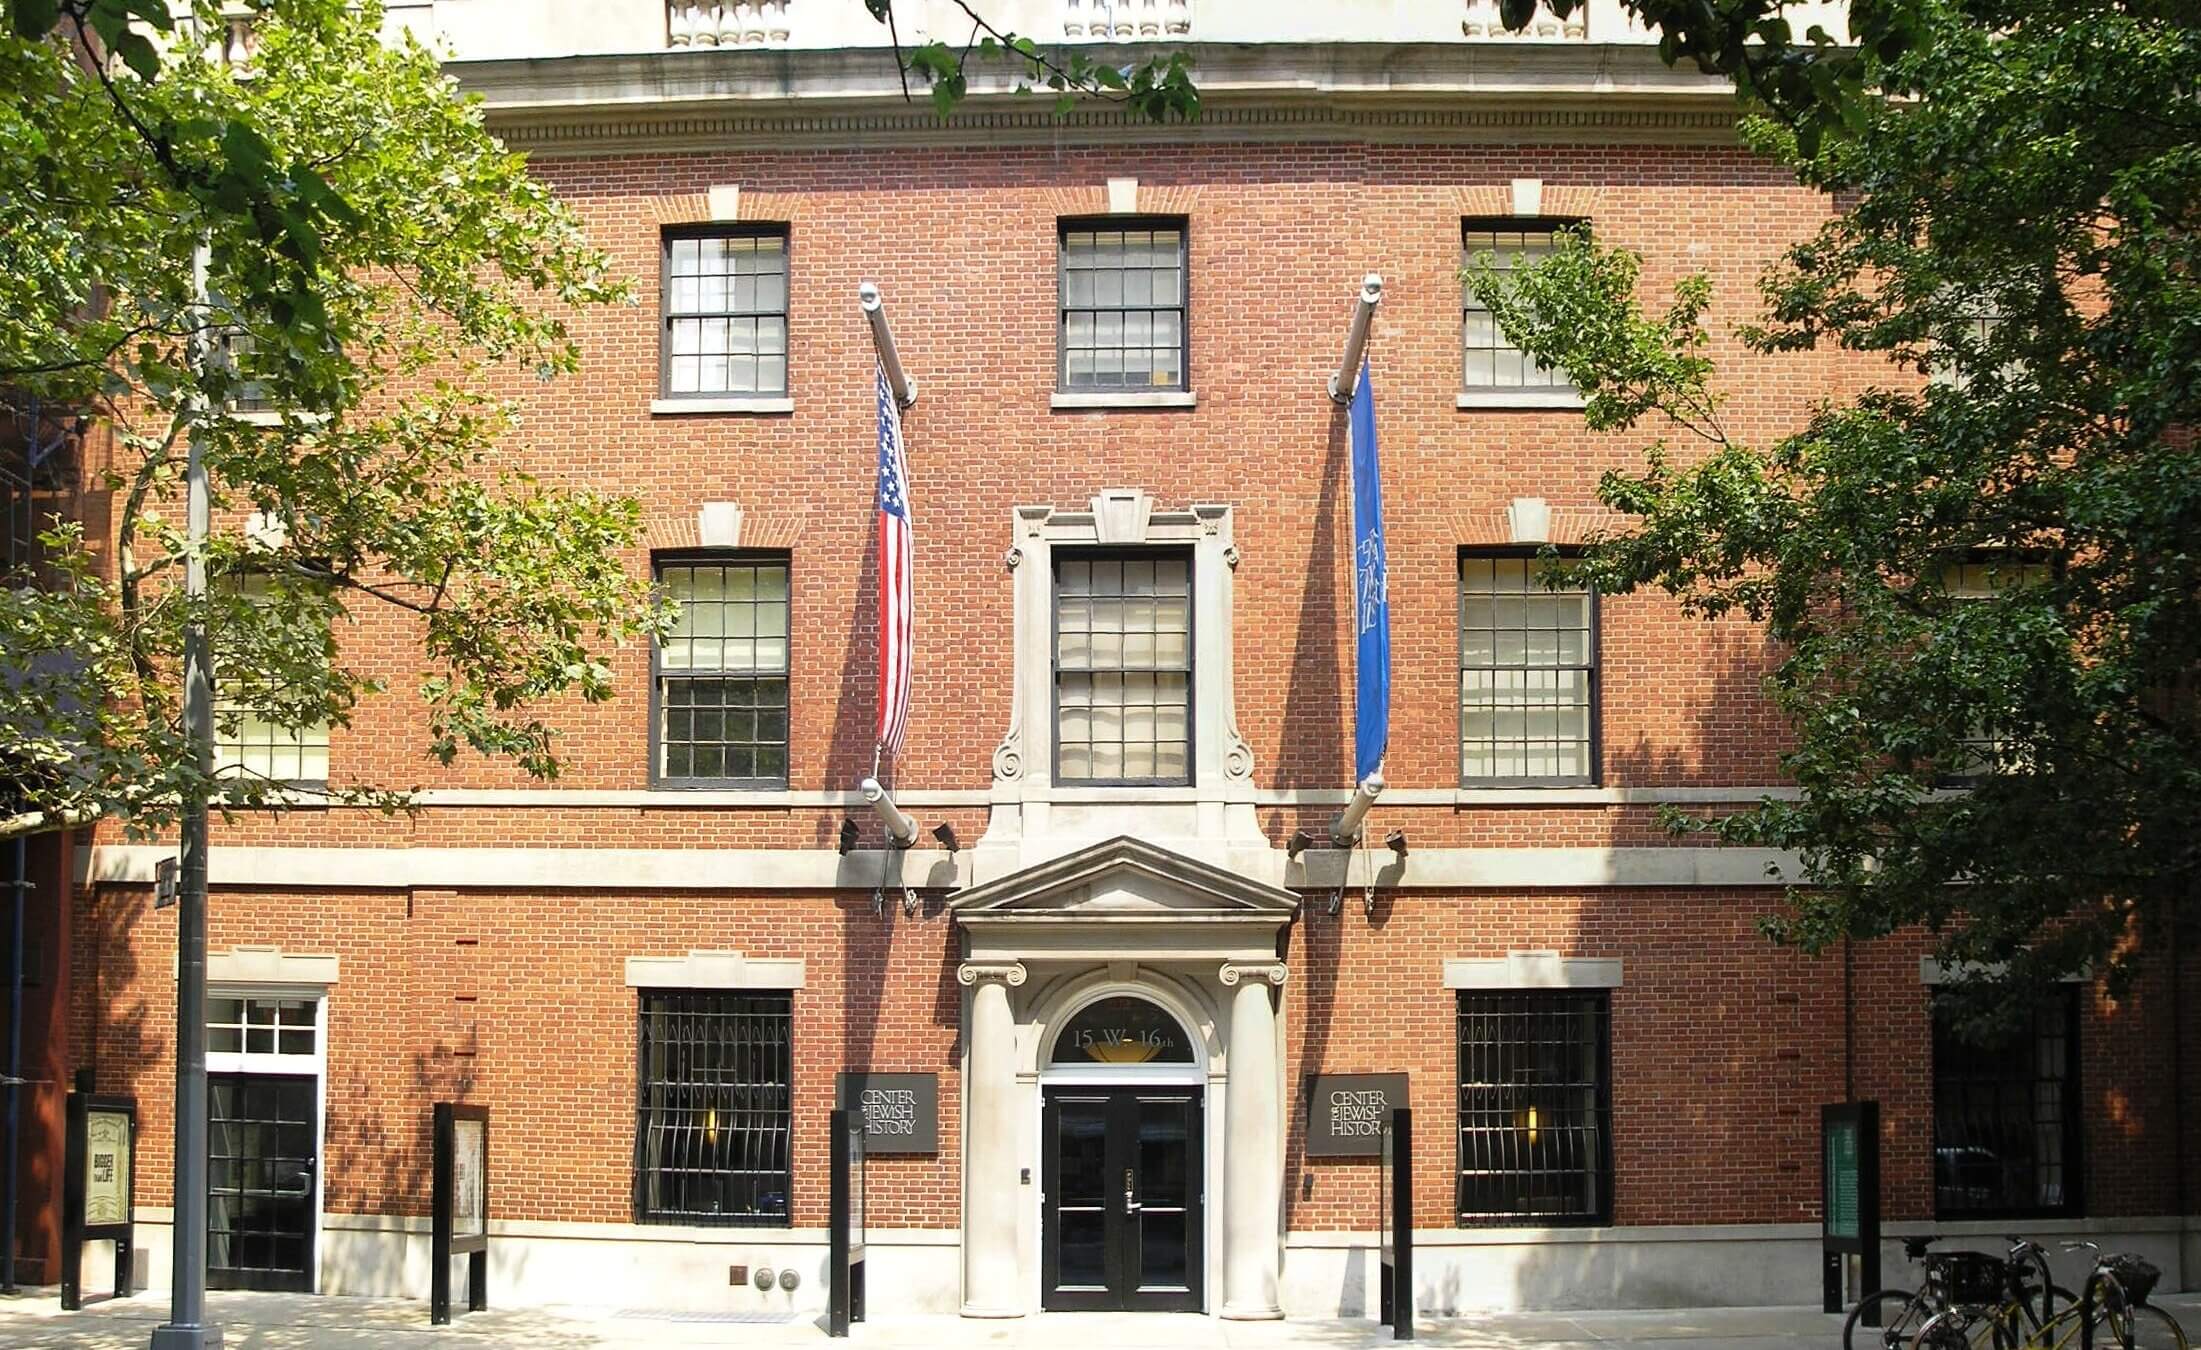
[64,133,2193,1242]
[77,881,2187,1231]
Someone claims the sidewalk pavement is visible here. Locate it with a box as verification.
[0,1291,2195,1349]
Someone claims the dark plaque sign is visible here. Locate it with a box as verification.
[1306,1073,1408,1157]
[836,1073,938,1154]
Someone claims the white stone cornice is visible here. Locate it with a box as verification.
[454,42,1744,155]
[957,960,1028,987]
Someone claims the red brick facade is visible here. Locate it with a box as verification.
[42,123,2199,1308]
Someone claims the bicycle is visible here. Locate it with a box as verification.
[1845,1235,2072,1350]
[1907,1242,2188,1350]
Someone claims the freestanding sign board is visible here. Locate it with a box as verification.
[1307,1073,1409,1157]
[828,1107,868,1338]
[431,1103,490,1325]
[61,1088,137,1310]
[1821,1101,1881,1318]
[835,1073,938,1154]
[1377,1106,1413,1340]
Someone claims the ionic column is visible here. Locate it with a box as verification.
[1219,959,1288,1320]
[957,960,1027,1317]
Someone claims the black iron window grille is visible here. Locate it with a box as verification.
[661,227,790,398]
[1932,987,2081,1219]
[635,990,793,1226]
[1058,220,1188,391]
[653,557,790,786]
[1053,550,1193,785]
[1457,990,1613,1226]
[1461,221,1578,395]
[1460,553,1597,785]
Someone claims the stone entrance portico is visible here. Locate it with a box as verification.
[950,835,1298,1319]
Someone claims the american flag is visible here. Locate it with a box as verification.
[873,362,913,759]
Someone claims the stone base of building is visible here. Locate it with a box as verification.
[114,1211,2197,1319]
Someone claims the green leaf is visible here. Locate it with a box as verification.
[9,0,60,38]
[112,29,161,81]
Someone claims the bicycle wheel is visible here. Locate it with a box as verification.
[2103,1304,2190,1350]
[1847,1289,1931,1350]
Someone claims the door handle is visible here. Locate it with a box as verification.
[280,1157,316,1196]
[1123,1168,1138,1212]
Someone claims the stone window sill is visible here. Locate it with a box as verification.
[650,396,794,415]
[1456,390,1585,411]
[225,410,324,427]
[1050,390,1197,411]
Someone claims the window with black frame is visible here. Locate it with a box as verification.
[1938,559,2049,781]
[1457,990,1612,1226]
[635,989,793,1226]
[1058,220,1187,391]
[1932,987,2081,1219]
[1460,553,1597,785]
[654,556,790,786]
[661,227,790,399]
[1053,550,1192,784]
[1461,220,1579,397]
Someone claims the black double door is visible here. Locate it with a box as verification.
[207,1073,317,1292]
[1041,1087,1203,1312]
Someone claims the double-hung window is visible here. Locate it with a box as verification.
[1053,550,1192,784]
[1457,990,1613,1226]
[654,556,790,787]
[1939,559,2048,779]
[213,573,330,785]
[1460,553,1597,785]
[1461,220,1579,400]
[1058,220,1188,392]
[634,990,793,1225]
[661,227,790,400]
[1932,988,2081,1218]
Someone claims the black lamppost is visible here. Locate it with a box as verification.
[151,242,222,1350]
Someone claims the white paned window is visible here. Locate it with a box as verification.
[1460,554,1596,785]
[655,557,791,785]
[1054,552,1193,784]
[663,229,790,398]
[1462,222,1577,395]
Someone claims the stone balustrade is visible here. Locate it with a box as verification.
[1460,0,1588,39]
[667,0,792,47]
[1061,0,1193,40]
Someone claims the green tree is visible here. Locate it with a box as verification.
[1466,2,2200,1027]
[0,0,665,840]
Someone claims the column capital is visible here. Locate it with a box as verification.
[1218,960,1287,988]
[957,959,1028,988]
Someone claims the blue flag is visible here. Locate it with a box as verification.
[1349,358,1389,783]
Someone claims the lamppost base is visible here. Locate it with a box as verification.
[150,1322,224,1349]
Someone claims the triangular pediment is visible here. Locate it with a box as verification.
[950,835,1298,921]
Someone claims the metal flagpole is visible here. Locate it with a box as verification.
[151,242,222,1350]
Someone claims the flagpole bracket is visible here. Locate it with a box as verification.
[859,281,917,408]
[1327,273,1384,403]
